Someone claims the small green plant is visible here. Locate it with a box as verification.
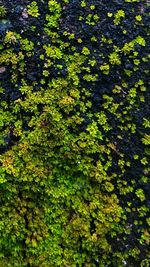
[0,5,7,18]
[143,118,150,128]
[100,64,110,74]
[90,5,95,10]
[43,70,49,77]
[135,36,146,46]
[27,1,39,17]
[135,15,142,22]
[48,0,61,13]
[20,38,34,51]
[135,189,145,201]
[142,134,150,146]
[81,47,90,55]
[109,52,121,65]
[4,31,17,44]
[44,45,62,59]
[81,0,86,7]
[113,10,125,25]
[83,74,98,82]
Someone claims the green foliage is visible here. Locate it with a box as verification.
[113,10,125,25]
[27,1,39,17]
[20,38,34,52]
[45,0,61,29]
[109,52,121,65]
[4,31,17,44]
[0,5,7,17]
[0,0,149,266]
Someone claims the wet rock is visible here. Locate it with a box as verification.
[22,9,29,19]
[0,19,12,35]
[14,5,24,15]
[0,66,6,74]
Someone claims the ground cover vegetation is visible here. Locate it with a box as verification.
[0,0,150,266]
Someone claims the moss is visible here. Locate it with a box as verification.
[0,0,149,266]
[27,1,39,17]
[0,5,7,18]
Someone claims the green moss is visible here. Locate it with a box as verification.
[109,52,121,65]
[27,1,39,17]
[0,5,7,17]
[113,10,125,25]
[0,0,149,265]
